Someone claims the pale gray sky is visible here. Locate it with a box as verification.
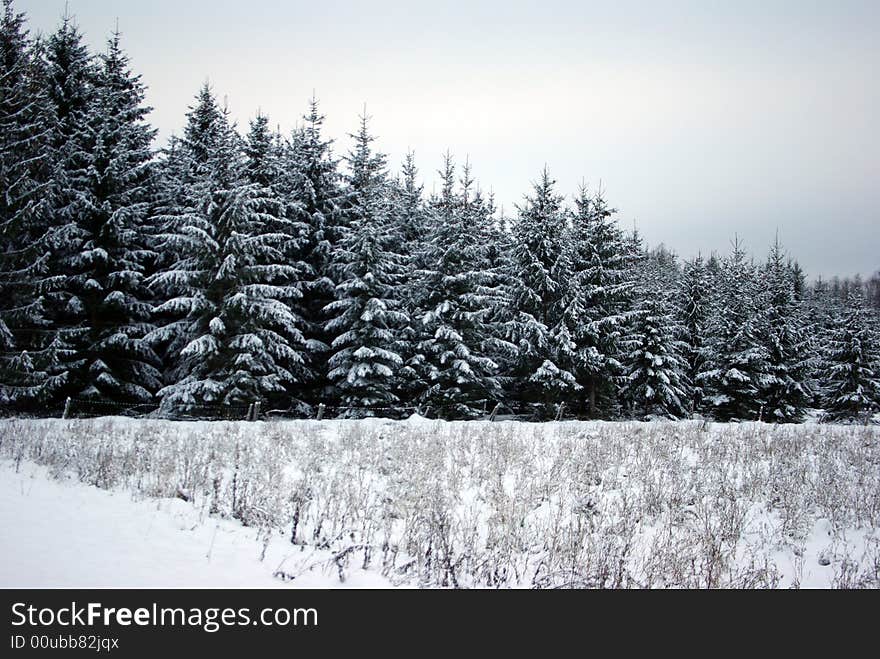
[19,0,880,279]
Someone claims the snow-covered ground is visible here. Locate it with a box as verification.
[0,461,391,588]
[1,416,878,588]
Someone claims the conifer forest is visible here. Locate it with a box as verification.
[2,1,879,425]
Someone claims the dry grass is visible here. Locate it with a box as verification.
[1,417,878,588]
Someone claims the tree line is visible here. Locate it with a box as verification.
[1,2,878,422]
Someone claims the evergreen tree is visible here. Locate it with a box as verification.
[241,112,314,403]
[243,112,279,187]
[790,260,807,302]
[698,239,771,421]
[149,88,306,410]
[414,155,505,418]
[803,277,842,407]
[389,151,430,406]
[867,271,880,312]
[393,150,427,246]
[567,184,634,418]
[635,243,679,292]
[34,13,99,405]
[472,187,520,404]
[57,31,161,404]
[506,167,576,417]
[282,97,349,405]
[759,238,812,422]
[0,0,56,407]
[679,254,710,413]
[148,84,240,406]
[621,294,691,419]
[821,294,880,424]
[324,114,407,414]
[480,203,521,401]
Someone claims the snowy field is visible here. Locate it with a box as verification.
[0,461,391,589]
[1,417,878,589]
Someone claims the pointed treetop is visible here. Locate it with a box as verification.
[347,109,387,193]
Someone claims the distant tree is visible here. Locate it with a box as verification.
[621,294,691,419]
[759,238,813,422]
[698,239,771,421]
[821,294,880,424]
[679,254,710,413]
[635,243,679,294]
[866,271,880,312]
[789,260,807,302]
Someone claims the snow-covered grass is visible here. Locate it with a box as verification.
[1,416,878,588]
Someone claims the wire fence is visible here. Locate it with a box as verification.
[0,397,576,423]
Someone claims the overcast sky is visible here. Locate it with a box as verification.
[19,0,879,279]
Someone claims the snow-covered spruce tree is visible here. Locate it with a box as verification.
[566,184,635,418]
[758,237,813,422]
[280,97,349,406]
[820,294,880,424]
[388,151,432,406]
[698,239,771,421]
[243,111,282,188]
[678,254,710,413]
[0,0,58,409]
[536,269,583,413]
[149,87,306,411]
[414,155,506,418]
[705,252,722,286]
[636,243,680,295]
[148,85,235,406]
[146,89,220,394]
[323,114,407,415]
[240,112,313,404]
[32,13,100,406]
[468,184,519,398]
[803,277,843,406]
[790,260,807,302]
[623,222,646,287]
[620,293,691,419]
[49,31,161,405]
[480,198,520,391]
[506,167,578,417]
[868,271,880,312]
[392,150,427,246]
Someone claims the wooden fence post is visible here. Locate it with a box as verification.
[316,403,325,421]
[62,397,72,419]
[489,403,502,422]
[253,401,261,421]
